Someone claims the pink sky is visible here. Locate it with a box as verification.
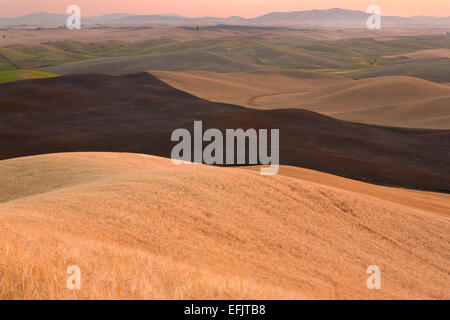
[0,0,449,18]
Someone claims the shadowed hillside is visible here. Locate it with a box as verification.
[196,109,450,192]
[0,72,449,191]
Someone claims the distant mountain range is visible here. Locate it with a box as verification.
[0,8,449,28]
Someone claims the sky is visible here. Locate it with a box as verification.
[0,0,449,18]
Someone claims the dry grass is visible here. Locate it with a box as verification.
[243,165,450,218]
[252,76,450,129]
[0,224,298,300]
[0,152,449,299]
[156,71,450,129]
[152,70,346,108]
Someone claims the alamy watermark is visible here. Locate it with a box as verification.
[66,265,81,290]
[171,121,280,175]
[366,5,382,30]
[366,265,381,290]
[66,5,81,30]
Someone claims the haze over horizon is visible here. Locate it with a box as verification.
[0,0,449,19]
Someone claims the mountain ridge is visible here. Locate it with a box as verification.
[1,8,449,27]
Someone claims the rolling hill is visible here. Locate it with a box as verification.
[152,70,346,107]
[155,72,450,129]
[39,40,354,75]
[349,57,450,83]
[0,72,449,191]
[2,36,448,85]
[0,152,448,299]
[244,76,450,129]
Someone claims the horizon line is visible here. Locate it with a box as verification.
[1,7,450,20]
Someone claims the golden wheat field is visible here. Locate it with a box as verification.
[155,72,450,129]
[0,152,449,300]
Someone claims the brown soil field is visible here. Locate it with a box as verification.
[196,109,450,192]
[0,73,449,191]
[0,152,448,299]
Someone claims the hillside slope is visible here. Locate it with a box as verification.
[0,152,448,299]
[152,70,347,108]
[0,73,449,191]
[155,72,450,129]
[251,76,450,129]
[350,58,450,83]
[196,109,450,191]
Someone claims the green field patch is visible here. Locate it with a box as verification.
[0,70,57,84]
[2,35,449,80]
